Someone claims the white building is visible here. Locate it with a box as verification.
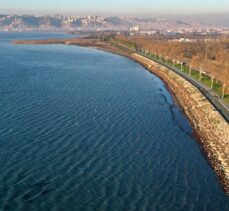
[130,25,140,32]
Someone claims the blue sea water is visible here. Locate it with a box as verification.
[0,32,228,210]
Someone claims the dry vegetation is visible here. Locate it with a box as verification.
[117,35,229,87]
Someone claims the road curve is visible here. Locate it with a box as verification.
[140,52,229,123]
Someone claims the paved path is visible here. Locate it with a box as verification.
[139,52,229,123]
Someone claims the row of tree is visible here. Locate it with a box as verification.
[116,35,229,88]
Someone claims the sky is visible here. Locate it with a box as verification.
[1,0,229,16]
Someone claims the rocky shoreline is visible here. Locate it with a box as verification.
[131,54,229,195]
[13,38,229,195]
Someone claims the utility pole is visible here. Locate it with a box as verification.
[199,67,202,81]
[211,76,214,89]
[189,66,192,76]
[222,83,226,98]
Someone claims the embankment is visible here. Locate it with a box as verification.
[131,54,229,195]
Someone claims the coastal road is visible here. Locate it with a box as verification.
[139,53,229,123]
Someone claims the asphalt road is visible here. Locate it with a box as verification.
[139,53,229,123]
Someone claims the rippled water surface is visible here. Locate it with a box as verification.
[0,32,228,210]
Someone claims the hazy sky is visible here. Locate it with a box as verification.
[1,0,229,16]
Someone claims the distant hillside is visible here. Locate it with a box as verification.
[0,14,194,31]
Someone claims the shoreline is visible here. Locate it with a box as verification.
[131,54,229,195]
[13,38,229,195]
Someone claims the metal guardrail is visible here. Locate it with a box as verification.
[139,52,229,123]
[107,40,229,123]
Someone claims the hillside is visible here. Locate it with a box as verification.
[0,14,196,31]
